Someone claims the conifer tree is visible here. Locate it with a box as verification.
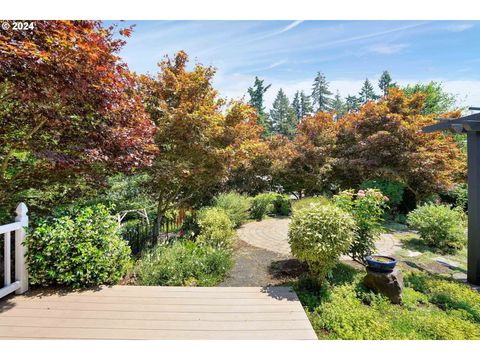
[292,91,302,123]
[270,88,297,138]
[248,76,272,135]
[331,90,347,119]
[311,71,333,112]
[345,94,362,112]
[378,70,396,96]
[358,78,379,104]
[300,91,313,118]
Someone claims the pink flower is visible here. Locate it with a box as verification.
[358,192,366,198]
[384,196,389,202]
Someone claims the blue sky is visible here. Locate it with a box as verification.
[113,20,480,108]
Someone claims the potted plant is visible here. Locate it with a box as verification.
[365,254,397,272]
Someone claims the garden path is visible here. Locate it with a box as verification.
[237,217,401,257]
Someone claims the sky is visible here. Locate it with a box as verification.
[112,20,480,109]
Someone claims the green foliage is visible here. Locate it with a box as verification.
[25,204,131,288]
[405,272,480,323]
[196,207,235,248]
[250,193,290,220]
[403,81,457,115]
[134,240,232,286]
[291,196,331,213]
[441,183,468,211]
[358,78,379,104]
[270,88,297,138]
[295,265,480,340]
[311,71,333,112]
[248,76,272,136]
[407,203,466,253]
[334,189,387,261]
[214,192,251,227]
[359,179,405,207]
[288,204,355,283]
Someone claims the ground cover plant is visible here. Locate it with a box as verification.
[294,263,480,340]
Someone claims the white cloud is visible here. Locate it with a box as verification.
[368,43,409,54]
[278,20,304,34]
[444,23,474,32]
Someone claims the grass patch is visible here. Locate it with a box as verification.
[294,263,480,339]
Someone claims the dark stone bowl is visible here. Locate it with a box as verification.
[365,255,397,272]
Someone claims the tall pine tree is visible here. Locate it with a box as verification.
[300,91,313,118]
[248,76,272,135]
[378,70,396,96]
[345,94,362,112]
[331,90,346,119]
[292,90,313,122]
[270,88,297,138]
[311,71,333,112]
[358,78,379,104]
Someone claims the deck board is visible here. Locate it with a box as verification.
[0,286,317,340]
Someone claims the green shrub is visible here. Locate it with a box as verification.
[214,192,251,227]
[334,189,388,262]
[288,204,355,283]
[359,179,405,207]
[250,193,290,220]
[134,240,232,286]
[196,207,235,248]
[441,183,468,211]
[407,203,466,253]
[26,204,131,288]
[291,196,331,213]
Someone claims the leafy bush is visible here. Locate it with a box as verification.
[441,183,468,211]
[288,204,355,283]
[196,207,235,248]
[250,192,290,220]
[134,240,232,286]
[359,179,405,208]
[407,203,466,253]
[26,204,131,288]
[214,192,251,227]
[334,189,388,261]
[291,196,331,213]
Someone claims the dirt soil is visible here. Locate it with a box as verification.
[219,239,306,287]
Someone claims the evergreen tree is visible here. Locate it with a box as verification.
[300,91,313,118]
[345,94,362,112]
[270,88,297,138]
[248,76,272,135]
[311,71,333,112]
[378,70,396,96]
[331,90,347,119]
[292,90,313,123]
[292,91,302,123]
[358,78,379,104]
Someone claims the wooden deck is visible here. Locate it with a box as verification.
[0,286,317,340]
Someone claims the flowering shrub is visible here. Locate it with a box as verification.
[195,207,235,248]
[334,189,388,262]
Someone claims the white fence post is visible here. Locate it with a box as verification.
[14,202,28,294]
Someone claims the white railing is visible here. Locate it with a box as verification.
[0,203,28,299]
